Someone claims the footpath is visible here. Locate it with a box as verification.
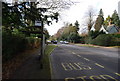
[3,47,50,79]
[9,48,43,79]
[8,44,57,80]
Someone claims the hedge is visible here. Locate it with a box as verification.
[2,31,41,63]
[82,34,120,46]
[91,34,120,46]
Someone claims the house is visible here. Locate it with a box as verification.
[106,24,119,34]
[90,24,119,34]
[99,25,108,34]
[90,24,108,33]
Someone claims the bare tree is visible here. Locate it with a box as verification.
[11,0,74,11]
[85,6,96,32]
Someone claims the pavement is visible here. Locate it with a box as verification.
[50,44,120,81]
[9,49,44,79]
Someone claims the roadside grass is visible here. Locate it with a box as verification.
[75,44,97,47]
[75,44,120,48]
[40,44,57,79]
[110,46,120,48]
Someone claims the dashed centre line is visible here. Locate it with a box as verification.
[72,52,76,54]
[77,55,81,57]
[83,58,90,61]
[68,51,108,71]
[95,63,104,68]
[76,55,90,61]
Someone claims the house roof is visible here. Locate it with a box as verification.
[106,25,119,34]
[100,25,108,34]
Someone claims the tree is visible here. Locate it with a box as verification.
[88,30,105,39]
[104,10,120,28]
[85,7,96,32]
[60,25,74,40]
[104,15,111,28]
[59,22,80,42]
[68,32,80,43]
[111,10,120,27]
[94,9,104,31]
[74,20,79,32]
[44,28,50,40]
[99,8,104,17]
[2,0,74,36]
[2,2,23,31]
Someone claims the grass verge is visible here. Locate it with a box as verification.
[40,44,57,79]
[75,44,97,47]
[75,44,120,48]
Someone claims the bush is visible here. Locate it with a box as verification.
[68,32,81,43]
[84,36,93,44]
[2,31,27,62]
[112,37,120,46]
[2,31,41,63]
[26,37,41,49]
[91,34,120,46]
[79,37,86,44]
[88,30,106,39]
[112,34,120,38]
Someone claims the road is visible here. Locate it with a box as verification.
[50,44,120,81]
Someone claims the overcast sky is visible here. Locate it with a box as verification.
[45,0,120,35]
[6,0,120,35]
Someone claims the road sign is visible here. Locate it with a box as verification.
[35,21,41,26]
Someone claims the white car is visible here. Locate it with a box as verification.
[60,41,64,44]
[64,41,69,44]
[60,41,69,44]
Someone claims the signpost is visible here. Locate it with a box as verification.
[35,20,44,68]
[35,21,42,26]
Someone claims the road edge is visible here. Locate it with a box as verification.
[49,45,58,81]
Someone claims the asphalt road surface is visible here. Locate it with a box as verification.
[50,44,120,81]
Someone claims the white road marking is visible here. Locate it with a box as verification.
[72,52,76,54]
[95,63,104,68]
[115,73,120,76]
[77,55,81,57]
[83,58,90,61]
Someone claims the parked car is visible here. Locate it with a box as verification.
[51,40,57,44]
[64,41,69,44]
[60,41,69,44]
[60,41,64,44]
[47,40,52,44]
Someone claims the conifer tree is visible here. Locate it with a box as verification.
[94,9,104,31]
